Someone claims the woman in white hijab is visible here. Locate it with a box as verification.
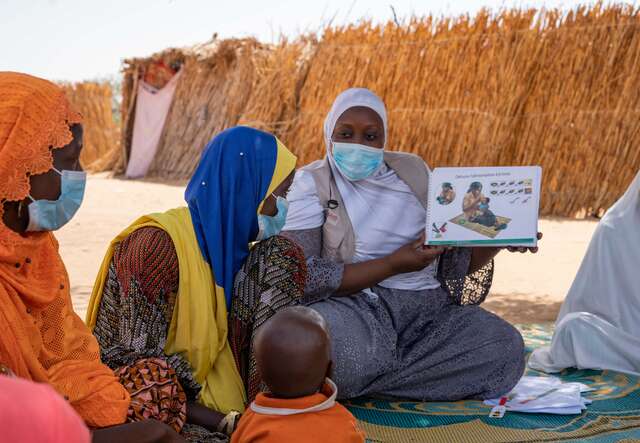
[282,88,537,401]
[529,171,640,375]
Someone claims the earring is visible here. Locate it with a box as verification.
[18,199,29,221]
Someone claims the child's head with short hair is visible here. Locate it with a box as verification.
[253,306,332,399]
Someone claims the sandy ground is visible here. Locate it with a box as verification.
[58,175,598,324]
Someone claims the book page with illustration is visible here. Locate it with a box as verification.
[425,166,542,247]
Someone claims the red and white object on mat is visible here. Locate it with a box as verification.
[489,396,509,419]
[485,376,592,416]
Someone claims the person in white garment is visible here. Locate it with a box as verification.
[280,88,541,401]
[529,171,640,375]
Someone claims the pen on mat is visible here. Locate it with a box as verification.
[519,387,560,404]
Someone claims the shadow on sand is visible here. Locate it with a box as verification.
[483,292,563,324]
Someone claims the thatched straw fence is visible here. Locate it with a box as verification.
[61,82,120,172]
[120,4,640,217]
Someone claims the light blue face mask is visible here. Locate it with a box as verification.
[256,194,289,241]
[332,142,384,181]
[26,168,87,232]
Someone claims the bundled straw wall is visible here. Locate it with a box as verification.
[237,38,317,134]
[148,39,263,177]
[121,4,640,217]
[61,82,119,172]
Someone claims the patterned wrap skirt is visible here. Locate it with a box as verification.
[92,228,306,442]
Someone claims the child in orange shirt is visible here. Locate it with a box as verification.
[231,306,365,443]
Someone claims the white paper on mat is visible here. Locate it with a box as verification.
[484,376,591,415]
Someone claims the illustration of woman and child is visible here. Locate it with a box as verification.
[436,182,456,205]
[463,181,508,230]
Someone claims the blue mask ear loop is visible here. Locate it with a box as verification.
[269,193,278,213]
[271,191,289,204]
[258,193,279,220]
[271,193,283,214]
[27,167,63,202]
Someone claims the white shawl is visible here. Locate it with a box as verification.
[529,171,640,375]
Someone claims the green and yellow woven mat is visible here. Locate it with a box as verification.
[346,324,640,442]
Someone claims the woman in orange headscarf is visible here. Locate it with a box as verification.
[0,72,184,442]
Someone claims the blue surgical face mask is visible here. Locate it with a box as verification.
[26,168,87,232]
[332,142,384,181]
[256,194,289,241]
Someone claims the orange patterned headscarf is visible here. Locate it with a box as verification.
[0,72,82,202]
[0,72,130,427]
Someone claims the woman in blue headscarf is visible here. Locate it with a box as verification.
[86,127,304,441]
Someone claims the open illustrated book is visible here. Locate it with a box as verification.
[425,166,542,247]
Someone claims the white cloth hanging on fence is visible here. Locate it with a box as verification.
[125,71,181,178]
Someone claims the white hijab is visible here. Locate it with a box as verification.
[323,88,388,151]
[529,171,640,374]
[323,88,439,291]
